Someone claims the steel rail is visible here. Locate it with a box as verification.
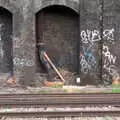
[0,93,119,117]
[0,93,119,107]
[0,110,120,117]
[0,93,119,97]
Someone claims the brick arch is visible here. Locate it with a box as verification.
[36,4,79,73]
[35,0,79,14]
[0,5,14,14]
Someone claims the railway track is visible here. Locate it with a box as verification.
[0,93,119,107]
[0,93,119,117]
[0,110,120,117]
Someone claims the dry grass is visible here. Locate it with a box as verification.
[58,68,76,85]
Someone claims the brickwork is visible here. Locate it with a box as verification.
[0,0,120,86]
[0,0,79,86]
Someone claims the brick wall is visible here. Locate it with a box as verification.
[0,0,79,86]
[0,0,120,86]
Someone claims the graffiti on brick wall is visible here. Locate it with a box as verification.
[80,45,96,73]
[81,29,114,44]
[81,29,101,44]
[0,24,4,59]
[103,29,114,41]
[102,44,119,84]
[13,57,34,67]
[80,28,119,84]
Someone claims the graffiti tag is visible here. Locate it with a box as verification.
[81,29,115,44]
[13,57,34,67]
[80,46,96,73]
[102,44,119,84]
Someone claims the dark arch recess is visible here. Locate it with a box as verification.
[0,7,13,74]
[36,5,79,74]
[0,5,14,14]
[35,0,79,15]
[36,4,79,16]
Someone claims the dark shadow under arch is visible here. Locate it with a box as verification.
[0,7,13,74]
[36,5,79,74]
[35,0,79,14]
[0,5,14,14]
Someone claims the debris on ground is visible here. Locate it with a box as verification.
[43,80,64,87]
[112,76,120,85]
[58,68,76,85]
[6,76,16,84]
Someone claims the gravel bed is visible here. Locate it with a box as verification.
[0,106,120,112]
[0,106,119,120]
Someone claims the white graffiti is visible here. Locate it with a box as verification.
[102,44,119,83]
[103,45,116,64]
[80,55,91,74]
[80,28,119,84]
[80,46,97,74]
[103,29,114,41]
[13,57,34,67]
[81,29,101,44]
[103,65,118,77]
[81,29,115,44]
